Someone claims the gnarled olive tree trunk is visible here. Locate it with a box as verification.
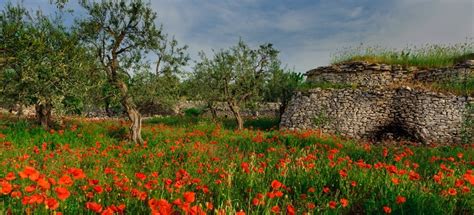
[113,77,143,144]
[108,56,143,144]
[228,101,244,130]
[35,102,52,129]
[207,101,218,122]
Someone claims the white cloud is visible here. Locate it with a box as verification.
[5,0,471,73]
[365,0,474,46]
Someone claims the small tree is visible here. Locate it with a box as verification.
[187,52,224,121]
[77,0,169,143]
[130,36,189,115]
[0,3,92,128]
[264,68,304,120]
[193,40,280,130]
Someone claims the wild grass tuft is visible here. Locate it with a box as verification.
[331,40,474,68]
[431,75,474,96]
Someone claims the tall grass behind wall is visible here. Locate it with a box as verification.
[331,40,474,68]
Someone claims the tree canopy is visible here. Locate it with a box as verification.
[0,0,303,139]
[0,2,95,128]
[191,40,281,129]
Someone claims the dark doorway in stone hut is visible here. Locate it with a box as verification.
[370,122,421,143]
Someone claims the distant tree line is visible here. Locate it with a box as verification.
[0,0,303,143]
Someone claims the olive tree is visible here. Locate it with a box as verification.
[77,0,166,143]
[0,3,93,128]
[130,36,189,115]
[193,40,280,130]
[264,68,304,120]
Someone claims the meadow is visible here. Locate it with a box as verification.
[0,114,473,214]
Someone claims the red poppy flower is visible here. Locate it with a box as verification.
[25,185,36,193]
[448,188,457,196]
[23,166,37,175]
[252,198,261,206]
[45,198,59,210]
[183,191,195,203]
[329,201,337,209]
[0,181,13,195]
[19,167,40,182]
[307,203,316,209]
[286,204,295,215]
[69,168,86,180]
[339,169,348,178]
[391,178,399,185]
[86,202,103,213]
[340,198,349,207]
[206,202,213,210]
[267,192,276,199]
[5,172,16,181]
[241,162,250,174]
[93,185,103,194]
[396,196,406,204]
[101,208,114,215]
[37,178,51,190]
[55,187,70,201]
[408,171,421,181]
[271,180,282,190]
[149,198,173,214]
[190,205,206,215]
[10,191,22,198]
[463,172,474,185]
[461,186,470,193]
[135,172,147,181]
[236,210,246,215]
[323,187,330,193]
[58,175,74,187]
[271,205,280,213]
[29,194,44,204]
[89,179,99,185]
[173,198,182,206]
[455,179,464,187]
[383,206,392,214]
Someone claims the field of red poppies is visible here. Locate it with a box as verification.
[0,115,473,214]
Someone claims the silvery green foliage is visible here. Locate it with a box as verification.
[191,40,281,127]
[0,2,95,117]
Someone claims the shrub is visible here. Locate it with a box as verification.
[183,107,203,118]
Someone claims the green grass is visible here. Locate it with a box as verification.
[144,115,280,131]
[0,115,473,214]
[331,41,474,68]
[431,75,474,97]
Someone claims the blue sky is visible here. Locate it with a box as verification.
[1,0,473,73]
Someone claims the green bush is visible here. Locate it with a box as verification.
[183,107,203,118]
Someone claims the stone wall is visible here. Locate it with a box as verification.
[282,60,474,144]
[174,101,280,118]
[1,101,280,119]
[306,61,474,87]
[281,88,472,144]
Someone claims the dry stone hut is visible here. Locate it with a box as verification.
[280,61,474,144]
